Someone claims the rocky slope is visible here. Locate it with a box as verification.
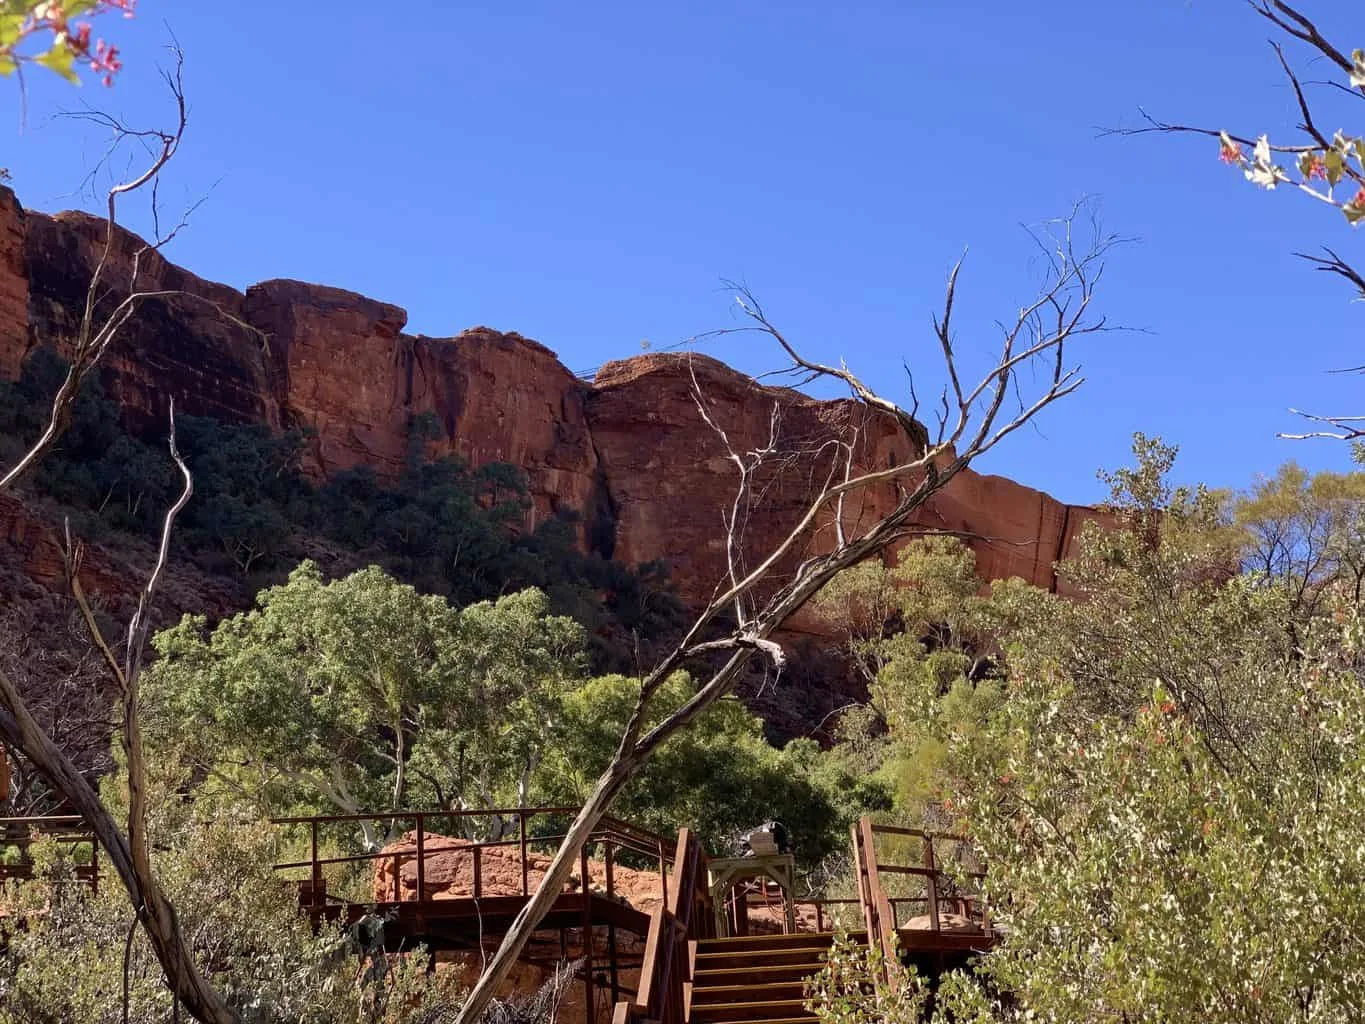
[0,186,1108,733]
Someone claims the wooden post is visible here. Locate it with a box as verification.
[581,843,595,1024]
[416,813,426,904]
[924,834,940,933]
[90,835,99,895]
[520,810,530,897]
[473,845,483,900]
[658,837,668,909]
[605,841,616,901]
[608,921,620,1009]
[858,817,898,983]
[310,819,321,909]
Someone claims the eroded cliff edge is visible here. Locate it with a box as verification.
[0,186,1106,696]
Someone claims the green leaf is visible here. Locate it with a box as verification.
[1352,49,1365,90]
[0,16,22,51]
[1324,149,1345,187]
[36,42,79,84]
[0,53,14,78]
[1345,202,1365,225]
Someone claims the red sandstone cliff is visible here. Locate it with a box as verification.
[0,185,1105,624]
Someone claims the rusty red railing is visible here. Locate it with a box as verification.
[269,807,678,916]
[613,827,711,1024]
[852,817,991,983]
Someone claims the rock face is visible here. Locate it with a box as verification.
[21,206,275,431]
[242,275,600,528]
[0,189,26,383]
[0,184,1104,625]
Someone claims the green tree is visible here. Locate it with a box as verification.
[144,564,585,846]
[853,438,1365,1022]
[1235,461,1365,615]
[538,672,888,869]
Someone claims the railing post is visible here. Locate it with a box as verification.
[416,813,426,904]
[473,844,483,899]
[520,810,530,897]
[924,833,940,933]
[90,835,98,895]
[857,817,899,987]
[852,821,876,947]
[658,837,668,909]
[605,841,616,901]
[310,819,321,910]
[581,842,595,1024]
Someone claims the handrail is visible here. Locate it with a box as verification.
[615,828,711,1024]
[854,817,899,982]
[852,815,992,979]
[0,816,100,894]
[270,808,682,914]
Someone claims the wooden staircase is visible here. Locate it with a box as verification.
[687,930,866,1024]
[614,817,993,1024]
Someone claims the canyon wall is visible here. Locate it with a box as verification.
[0,186,1107,629]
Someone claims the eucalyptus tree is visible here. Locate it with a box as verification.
[146,564,585,845]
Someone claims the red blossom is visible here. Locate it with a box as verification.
[1350,188,1365,211]
[1304,154,1327,180]
[1219,140,1243,164]
[66,20,92,54]
[91,38,121,86]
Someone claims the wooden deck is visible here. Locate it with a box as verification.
[314,891,652,953]
[2,809,997,1024]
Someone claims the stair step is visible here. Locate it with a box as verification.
[691,982,807,1005]
[689,999,813,1023]
[694,949,830,972]
[693,963,824,987]
[696,931,862,955]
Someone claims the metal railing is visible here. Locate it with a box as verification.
[851,817,990,981]
[269,807,677,914]
[612,828,711,1024]
[0,816,100,893]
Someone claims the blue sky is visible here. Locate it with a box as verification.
[3,0,1361,504]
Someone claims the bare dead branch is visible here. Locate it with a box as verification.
[453,203,1117,1024]
[1279,409,1365,441]
[1296,247,1365,298]
[1100,107,1317,154]
[0,48,241,1024]
[1250,0,1356,79]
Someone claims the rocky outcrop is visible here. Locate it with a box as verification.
[0,189,26,382]
[21,206,276,431]
[0,185,1104,622]
[242,276,600,528]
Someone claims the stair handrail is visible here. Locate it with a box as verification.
[614,827,711,1024]
[852,817,899,984]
